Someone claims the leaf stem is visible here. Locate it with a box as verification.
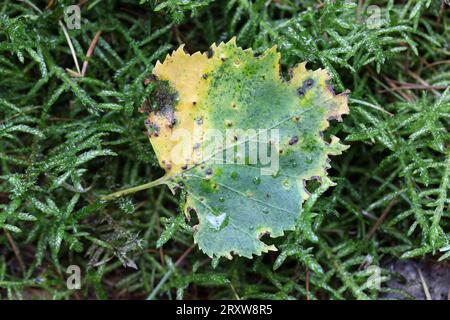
[101,176,167,201]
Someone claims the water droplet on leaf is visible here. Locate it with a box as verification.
[206,212,228,230]
[253,177,261,185]
[282,179,291,190]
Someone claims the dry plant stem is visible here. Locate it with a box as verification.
[19,0,81,75]
[81,31,103,76]
[367,198,397,240]
[59,20,82,75]
[4,229,26,273]
[406,70,441,97]
[147,245,195,300]
[384,76,414,102]
[305,267,310,301]
[417,268,432,300]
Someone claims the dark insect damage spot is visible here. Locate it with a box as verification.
[288,135,299,145]
[168,118,177,128]
[144,119,160,137]
[304,78,315,89]
[144,74,158,86]
[202,74,208,79]
[297,78,315,97]
[206,168,213,175]
[297,88,305,96]
[151,81,178,127]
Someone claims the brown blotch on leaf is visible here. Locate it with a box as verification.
[139,99,151,114]
[144,74,158,86]
[144,119,160,137]
[297,78,315,97]
[304,78,315,89]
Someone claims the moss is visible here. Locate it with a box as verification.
[0,0,448,300]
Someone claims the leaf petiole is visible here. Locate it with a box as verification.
[101,176,168,201]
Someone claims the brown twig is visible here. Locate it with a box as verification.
[356,0,363,21]
[46,0,55,9]
[78,0,90,6]
[367,198,397,240]
[417,268,432,300]
[383,76,414,102]
[81,31,102,77]
[4,228,26,273]
[305,267,310,300]
[381,84,448,91]
[406,70,441,97]
[175,245,195,267]
[423,60,450,70]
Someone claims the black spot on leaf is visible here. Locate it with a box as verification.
[289,136,299,145]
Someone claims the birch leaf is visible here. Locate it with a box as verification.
[145,38,349,259]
